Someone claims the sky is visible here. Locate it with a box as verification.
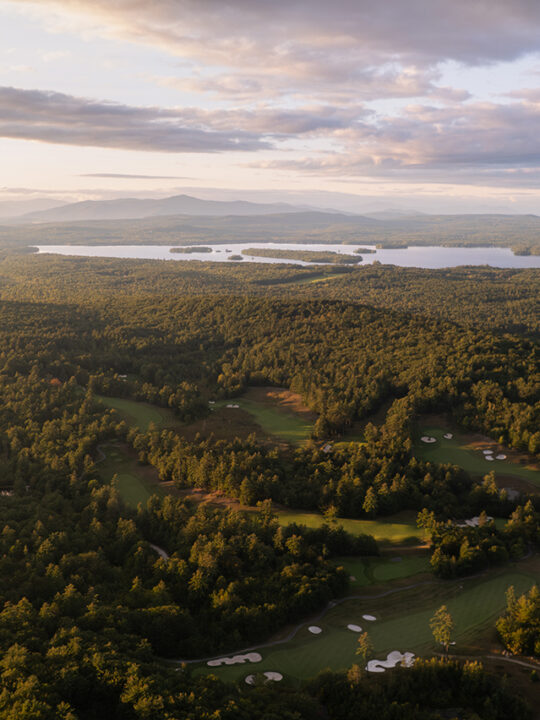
[2,0,540,213]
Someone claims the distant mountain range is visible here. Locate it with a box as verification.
[11,194,323,223]
[0,198,66,220]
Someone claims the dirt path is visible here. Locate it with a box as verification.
[149,543,170,561]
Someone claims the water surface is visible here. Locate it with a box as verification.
[36,243,540,269]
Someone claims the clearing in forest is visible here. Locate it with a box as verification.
[96,395,180,432]
[338,553,431,588]
[197,563,540,683]
[212,387,316,444]
[95,442,162,508]
[413,421,540,488]
[275,509,425,545]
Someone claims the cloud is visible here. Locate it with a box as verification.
[80,173,191,179]
[0,86,270,153]
[12,0,535,104]
[15,0,540,65]
[251,100,540,186]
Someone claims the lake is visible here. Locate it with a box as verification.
[35,243,540,269]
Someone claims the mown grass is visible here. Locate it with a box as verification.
[196,566,539,683]
[337,554,431,588]
[96,444,160,508]
[96,395,179,432]
[214,397,314,444]
[276,509,424,544]
[414,424,540,486]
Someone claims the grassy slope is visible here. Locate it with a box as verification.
[338,555,431,588]
[276,509,424,544]
[96,395,179,432]
[214,397,314,444]
[414,424,540,486]
[96,443,160,508]
[198,566,539,682]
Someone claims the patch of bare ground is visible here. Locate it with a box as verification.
[176,406,272,443]
[174,488,255,512]
[245,386,317,421]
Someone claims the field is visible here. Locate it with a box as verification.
[95,442,161,508]
[213,387,316,444]
[96,395,180,431]
[195,563,539,683]
[338,554,431,588]
[276,509,425,544]
[414,422,540,488]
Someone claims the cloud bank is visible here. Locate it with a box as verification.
[0,86,268,153]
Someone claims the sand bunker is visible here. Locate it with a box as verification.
[420,436,436,443]
[208,652,261,667]
[486,456,494,461]
[308,626,322,634]
[362,614,376,621]
[482,449,493,455]
[367,651,415,673]
[245,671,283,685]
[496,454,506,460]
[456,515,493,528]
[347,624,363,632]
[226,403,240,408]
[443,433,453,439]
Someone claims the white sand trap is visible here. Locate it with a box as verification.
[245,653,262,662]
[482,449,493,455]
[308,626,322,634]
[496,454,506,460]
[226,403,240,408]
[208,652,261,667]
[264,672,283,682]
[420,436,436,443]
[443,433,453,439]
[208,401,215,405]
[486,456,494,461]
[245,671,283,685]
[362,614,376,621]
[367,651,415,673]
[347,624,363,632]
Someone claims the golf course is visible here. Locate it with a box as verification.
[414,422,540,487]
[193,561,540,683]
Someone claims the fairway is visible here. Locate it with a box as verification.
[96,395,180,432]
[214,388,315,444]
[276,509,425,544]
[96,443,161,508]
[196,566,539,683]
[414,423,540,487]
[338,554,431,588]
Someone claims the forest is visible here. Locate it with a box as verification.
[0,252,538,718]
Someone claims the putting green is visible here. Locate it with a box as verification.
[96,395,179,432]
[276,509,424,544]
[414,425,540,486]
[197,567,538,683]
[214,397,314,444]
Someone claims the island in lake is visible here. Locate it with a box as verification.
[170,246,213,253]
[242,248,362,263]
